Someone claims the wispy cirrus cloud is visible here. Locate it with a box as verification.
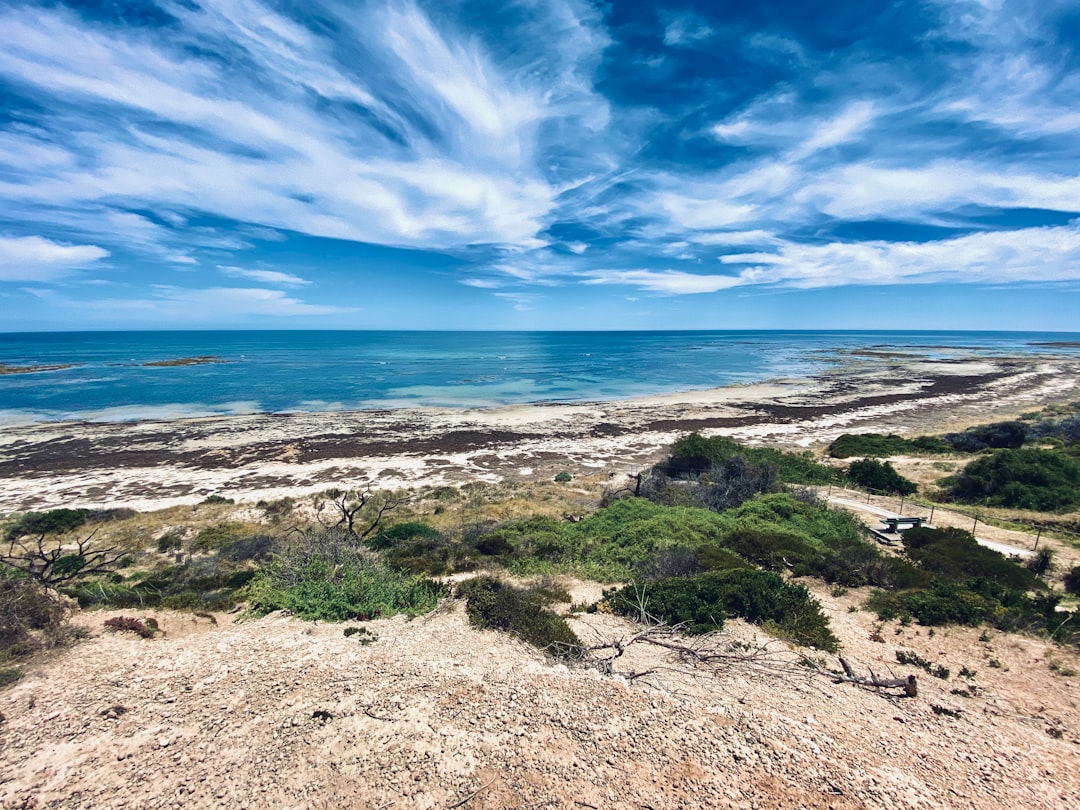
[0,0,1078,329]
[0,0,609,260]
[0,235,109,281]
[219,266,310,285]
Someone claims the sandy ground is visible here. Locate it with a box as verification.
[1,355,1078,513]
[2,583,1079,810]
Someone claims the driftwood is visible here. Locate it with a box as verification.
[834,656,918,697]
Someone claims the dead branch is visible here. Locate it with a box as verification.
[584,620,818,687]
[832,656,918,697]
[314,486,409,539]
[1,527,126,586]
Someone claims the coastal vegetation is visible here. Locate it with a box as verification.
[2,410,1079,675]
[845,458,917,496]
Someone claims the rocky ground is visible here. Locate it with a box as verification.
[2,577,1079,809]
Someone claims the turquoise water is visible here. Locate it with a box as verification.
[0,330,1076,423]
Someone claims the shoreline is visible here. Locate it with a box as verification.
[1,354,1078,513]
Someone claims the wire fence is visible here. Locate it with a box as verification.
[821,483,1080,551]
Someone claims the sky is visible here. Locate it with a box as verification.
[1,0,1079,332]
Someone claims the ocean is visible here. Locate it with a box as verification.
[1,330,1077,424]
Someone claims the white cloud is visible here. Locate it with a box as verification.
[799,162,1080,220]
[0,235,109,281]
[219,266,310,285]
[80,286,357,319]
[584,224,1080,295]
[585,269,742,294]
[790,101,877,159]
[494,291,543,311]
[460,278,502,289]
[155,286,349,316]
[662,14,713,48]
[0,0,612,258]
[717,224,1080,288]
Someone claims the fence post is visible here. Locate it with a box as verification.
[867,490,872,504]
[1034,528,1042,551]
[972,517,978,534]
[928,505,935,525]
[899,497,904,515]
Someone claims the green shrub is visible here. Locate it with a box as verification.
[945,421,1027,452]
[458,576,581,658]
[847,459,917,495]
[605,569,838,651]
[200,495,234,505]
[670,433,839,485]
[68,547,260,612]
[829,433,955,459]
[373,522,476,576]
[554,471,573,482]
[156,533,182,553]
[368,521,443,550]
[1064,566,1080,595]
[191,523,247,553]
[246,530,443,621]
[4,509,87,542]
[830,434,915,459]
[901,527,1040,591]
[949,449,1080,511]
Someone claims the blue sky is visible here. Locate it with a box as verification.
[1,0,1079,331]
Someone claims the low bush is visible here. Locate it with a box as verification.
[191,523,248,553]
[829,433,955,459]
[458,576,581,658]
[368,521,443,550]
[68,548,261,612]
[944,421,1027,452]
[847,459,917,495]
[217,535,280,563]
[901,527,1039,592]
[1065,566,1080,595]
[605,569,838,651]
[84,508,138,523]
[0,573,68,661]
[948,448,1080,511]
[246,529,443,621]
[830,434,915,459]
[669,433,839,485]
[4,509,87,542]
[156,533,182,553]
[643,455,781,512]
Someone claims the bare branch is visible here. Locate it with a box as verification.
[0,526,125,586]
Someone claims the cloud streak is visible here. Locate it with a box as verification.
[0,0,1078,327]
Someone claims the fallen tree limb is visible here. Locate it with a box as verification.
[834,656,918,697]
